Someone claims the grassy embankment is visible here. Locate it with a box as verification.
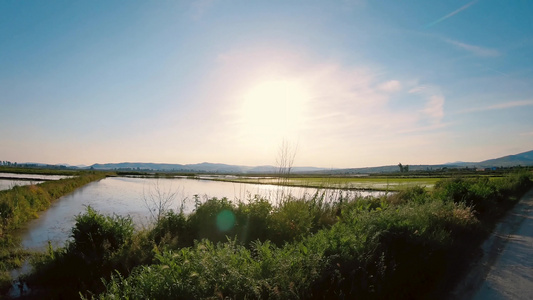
[23,171,532,299]
[0,171,109,292]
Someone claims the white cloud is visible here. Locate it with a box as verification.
[423,95,445,123]
[191,47,452,167]
[458,99,533,114]
[409,85,446,124]
[444,39,500,57]
[378,80,401,92]
[424,0,478,28]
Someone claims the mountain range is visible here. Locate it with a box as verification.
[85,149,533,174]
[89,162,325,174]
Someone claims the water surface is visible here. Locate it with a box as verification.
[0,179,44,191]
[19,176,384,251]
[0,173,71,191]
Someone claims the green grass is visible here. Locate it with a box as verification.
[20,171,532,299]
[0,171,109,293]
[210,176,442,191]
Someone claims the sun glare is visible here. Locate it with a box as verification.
[238,80,309,143]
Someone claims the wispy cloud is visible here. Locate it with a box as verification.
[459,100,533,113]
[409,85,446,124]
[424,0,478,28]
[423,95,445,123]
[378,80,401,92]
[201,47,455,166]
[445,39,500,57]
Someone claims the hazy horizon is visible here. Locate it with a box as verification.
[2,1,532,168]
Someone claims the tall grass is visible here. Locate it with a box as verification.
[0,172,108,293]
[25,171,532,299]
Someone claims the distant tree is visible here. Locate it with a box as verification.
[398,163,409,173]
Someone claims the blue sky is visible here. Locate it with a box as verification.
[1,0,532,168]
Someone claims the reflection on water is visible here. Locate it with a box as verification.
[19,177,385,251]
[0,172,72,180]
[8,260,31,298]
[0,173,71,191]
[0,179,44,191]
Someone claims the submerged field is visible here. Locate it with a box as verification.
[217,176,442,191]
[13,171,532,299]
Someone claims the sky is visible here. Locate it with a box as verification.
[1,0,532,168]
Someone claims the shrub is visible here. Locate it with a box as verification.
[28,207,134,297]
[269,198,315,245]
[149,210,189,249]
[68,206,134,263]
[187,197,237,244]
[389,185,428,205]
[235,195,272,245]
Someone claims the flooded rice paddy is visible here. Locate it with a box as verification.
[18,176,385,251]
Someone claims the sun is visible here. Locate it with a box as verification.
[238,79,309,142]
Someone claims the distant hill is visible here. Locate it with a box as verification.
[475,149,533,167]
[311,149,533,174]
[76,149,533,174]
[88,162,327,174]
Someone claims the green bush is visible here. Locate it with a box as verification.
[28,206,135,298]
[308,200,480,299]
[434,173,532,219]
[149,210,189,249]
[69,206,134,263]
[269,198,315,245]
[389,185,428,205]
[187,197,237,244]
[235,196,272,245]
[90,238,324,300]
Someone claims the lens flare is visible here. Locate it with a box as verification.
[216,210,236,231]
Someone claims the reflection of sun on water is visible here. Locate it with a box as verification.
[239,80,309,143]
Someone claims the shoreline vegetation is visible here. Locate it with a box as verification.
[0,171,109,293]
[1,170,529,299]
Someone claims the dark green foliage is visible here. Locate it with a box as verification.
[269,198,315,244]
[187,197,237,244]
[0,173,107,240]
[149,209,189,249]
[69,206,134,263]
[235,196,272,245]
[28,207,135,298]
[389,185,428,204]
[89,239,324,300]
[25,172,533,299]
[434,172,532,218]
[89,198,484,300]
[0,172,107,293]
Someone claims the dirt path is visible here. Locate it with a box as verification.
[451,188,533,300]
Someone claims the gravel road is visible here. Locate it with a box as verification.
[451,188,533,300]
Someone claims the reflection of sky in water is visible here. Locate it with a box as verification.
[19,177,385,251]
[0,179,44,191]
[0,173,72,180]
[0,173,70,191]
